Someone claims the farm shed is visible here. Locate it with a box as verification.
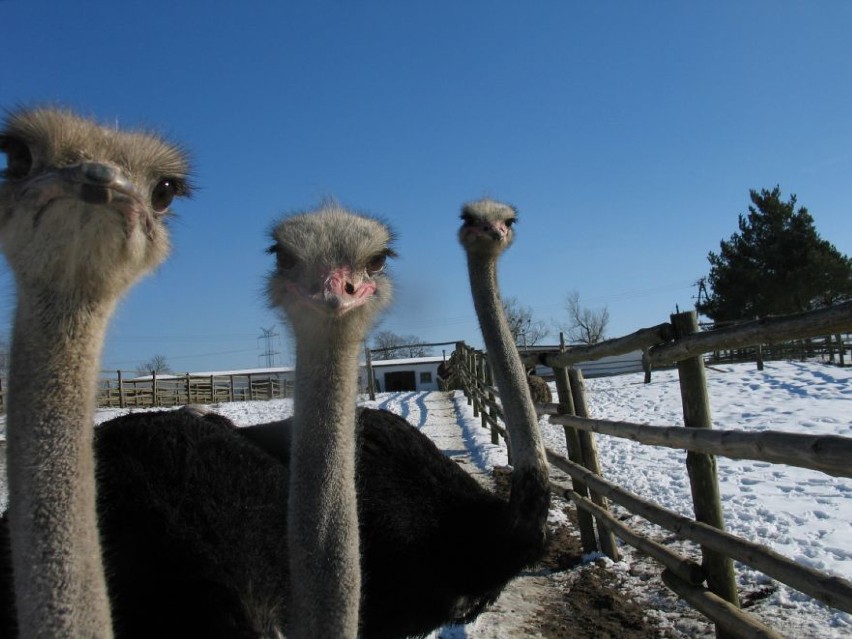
[368,356,445,392]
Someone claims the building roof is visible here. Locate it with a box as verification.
[369,356,445,367]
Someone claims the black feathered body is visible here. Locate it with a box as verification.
[0,406,546,638]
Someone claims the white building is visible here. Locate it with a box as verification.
[367,356,446,392]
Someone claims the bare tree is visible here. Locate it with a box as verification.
[560,291,609,345]
[372,331,432,359]
[501,297,549,348]
[135,354,172,376]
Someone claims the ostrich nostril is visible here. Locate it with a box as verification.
[344,282,355,295]
[81,162,118,184]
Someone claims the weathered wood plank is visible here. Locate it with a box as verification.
[542,413,852,479]
[673,311,739,617]
[522,322,673,368]
[553,366,598,553]
[568,368,619,561]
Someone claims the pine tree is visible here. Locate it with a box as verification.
[697,186,852,323]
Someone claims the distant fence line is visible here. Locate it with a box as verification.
[456,300,852,639]
[96,370,294,409]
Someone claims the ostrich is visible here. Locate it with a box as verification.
[457,197,551,554]
[527,367,553,405]
[436,350,459,391]
[0,107,190,637]
[266,205,395,638]
[99,205,396,638]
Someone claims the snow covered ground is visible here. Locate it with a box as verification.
[539,360,852,639]
[0,359,849,637]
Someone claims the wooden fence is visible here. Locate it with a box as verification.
[96,370,294,409]
[454,300,852,639]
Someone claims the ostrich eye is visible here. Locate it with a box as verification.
[505,217,516,228]
[366,248,395,275]
[151,178,179,213]
[273,247,298,271]
[365,253,387,275]
[460,212,474,226]
[0,137,34,179]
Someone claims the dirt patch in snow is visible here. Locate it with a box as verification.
[474,468,672,639]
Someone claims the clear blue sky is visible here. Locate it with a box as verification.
[2,1,851,372]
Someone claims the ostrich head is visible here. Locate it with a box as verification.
[0,107,191,302]
[458,197,517,258]
[267,203,396,340]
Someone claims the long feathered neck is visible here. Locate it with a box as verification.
[287,320,363,638]
[466,252,550,524]
[6,292,115,638]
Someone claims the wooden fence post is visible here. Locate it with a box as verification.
[469,348,478,405]
[480,356,489,432]
[365,341,376,400]
[569,368,619,561]
[152,370,158,407]
[837,334,846,367]
[480,351,489,421]
[464,347,474,407]
[471,352,481,419]
[672,310,740,635]
[117,370,125,409]
[553,365,598,553]
[484,361,497,443]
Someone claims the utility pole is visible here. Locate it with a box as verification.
[258,326,280,368]
[694,277,710,309]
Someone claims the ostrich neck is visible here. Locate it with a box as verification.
[6,293,115,638]
[288,325,362,638]
[467,254,548,480]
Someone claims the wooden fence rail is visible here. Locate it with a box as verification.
[648,301,852,367]
[546,449,852,613]
[455,300,852,639]
[520,300,852,374]
[541,412,852,479]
